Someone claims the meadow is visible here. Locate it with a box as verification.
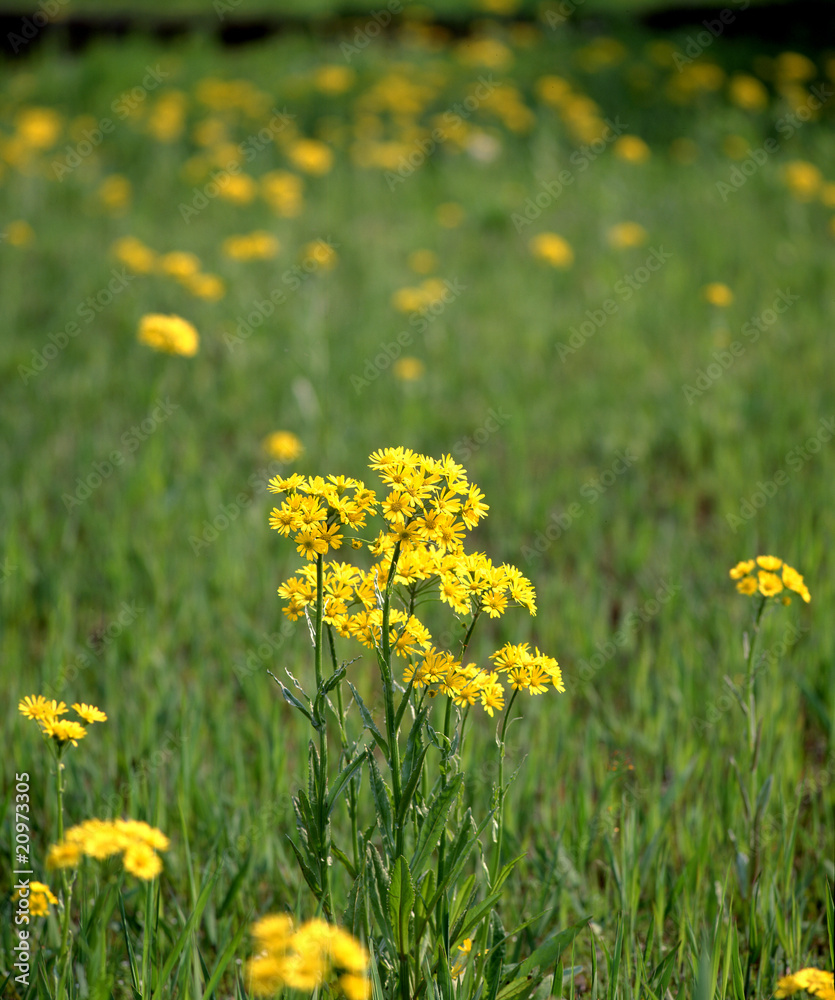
[1,10,833,1000]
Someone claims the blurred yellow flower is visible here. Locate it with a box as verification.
[218,173,258,203]
[775,967,834,999]
[536,75,572,108]
[530,232,574,268]
[98,174,132,212]
[112,236,157,274]
[15,107,62,149]
[613,135,651,163]
[607,222,648,248]
[302,239,338,269]
[264,431,304,463]
[729,74,769,111]
[407,249,438,274]
[314,65,356,94]
[48,819,168,880]
[393,356,425,381]
[456,37,513,70]
[670,137,699,164]
[158,251,201,278]
[6,220,35,246]
[138,314,199,357]
[261,170,304,217]
[183,273,226,301]
[775,52,817,85]
[819,183,835,207]
[14,882,58,918]
[783,160,823,201]
[288,138,334,175]
[147,90,187,143]
[703,283,734,307]
[222,231,280,260]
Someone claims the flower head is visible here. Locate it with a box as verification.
[730,555,810,603]
[138,314,199,357]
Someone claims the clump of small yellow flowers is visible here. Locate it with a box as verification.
[13,881,58,917]
[19,696,107,748]
[775,968,835,1000]
[247,915,370,999]
[782,160,823,202]
[47,819,170,880]
[288,138,334,175]
[6,219,36,246]
[264,431,304,463]
[138,313,199,357]
[393,356,425,381]
[730,555,810,603]
[270,449,560,711]
[529,232,574,268]
[613,134,651,163]
[222,230,280,261]
[703,282,734,307]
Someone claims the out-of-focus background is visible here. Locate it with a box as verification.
[1,0,833,995]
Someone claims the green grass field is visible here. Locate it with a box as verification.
[1,16,833,1000]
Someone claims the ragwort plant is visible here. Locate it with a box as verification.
[264,447,585,998]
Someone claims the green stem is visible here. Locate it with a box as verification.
[491,689,519,885]
[744,598,766,902]
[314,554,332,918]
[380,543,404,848]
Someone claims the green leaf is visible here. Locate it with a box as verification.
[485,910,507,1000]
[348,681,390,758]
[754,774,773,824]
[369,754,395,860]
[649,949,677,995]
[389,856,416,958]
[397,743,430,827]
[270,672,320,730]
[730,923,745,1000]
[217,852,251,918]
[286,836,320,897]
[606,915,624,1000]
[327,748,368,819]
[332,843,358,880]
[498,917,591,998]
[200,917,250,1000]
[367,843,393,939]
[411,773,464,875]
[150,865,217,1000]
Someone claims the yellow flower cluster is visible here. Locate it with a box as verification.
[530,232,574,268]
[13,881,58,917]
[263,430,304,462]
[776,968,835,1000]
[18,695,107,748]
[47,819,169,880]
[729,555,810,603]
[112,237,225,300]
[222,230,280,260]
[137,313,199,357]
[271,449,560,708]
[248,915,369,999]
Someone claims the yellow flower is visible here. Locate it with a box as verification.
[6,220,35,246]
[393,357,425,381]
[46,842,82,869]
[313,65,356,94]
[782,563,811,603]
[219,173,258,203]
[775,967,834,1000]
[783,160,823,202]
[288,139,334,175]
[407,249,438,274]
[302,239,338,269]
[758,570,784,597]
[157,251,201,278]
[703,282,734,307]
[264,431,303,463]
[123,842,163,880]
[183,273,226,301]
[729,559,756,579]
[261,170,304,217]
[607,222,648,249]
[40,719,88,746]
[222,231,280,260]
[729,74,769,111]
[613,135,651,163]
[98,175,131,212]
[15,107,62,149]
[530,232,574,268]
[72,702,107,723]
[48,819,168,878]
[736,576,758,595]
[138,314,199,357]
[775,52,817,84]
[112,236,157,274]
[756,554,782,571]
[26,882,58,917]
[19,695,67,720]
